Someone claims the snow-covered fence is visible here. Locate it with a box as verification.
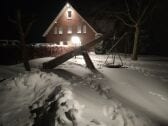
[28,44,74,59]
[0,44,74,65]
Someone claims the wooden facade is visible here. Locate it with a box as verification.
[43,2,98,47]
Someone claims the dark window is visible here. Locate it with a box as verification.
[67,11,72,19]
[64,41,68,45]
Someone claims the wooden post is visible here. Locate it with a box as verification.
[82,50,97,72]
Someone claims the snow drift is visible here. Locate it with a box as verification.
[0,71,76,126]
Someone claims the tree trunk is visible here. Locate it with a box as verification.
[23,48,31,71]
[21,36,31,71]
[132,25,140,60]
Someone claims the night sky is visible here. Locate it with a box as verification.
[0,0,168,55]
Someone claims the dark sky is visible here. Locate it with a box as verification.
[0,0,116,40]
[0,0,168,55]
[0,0,96,38]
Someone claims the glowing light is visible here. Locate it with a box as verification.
[71,36,81,46]
[66,3,70,8]
[66,3,72,19]
[67,8,72,11]
[60,41,63,46]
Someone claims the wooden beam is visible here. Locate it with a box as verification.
[43,48,81,69]
[43,35,104,69]
[82,50,97,72]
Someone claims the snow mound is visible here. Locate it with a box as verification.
[0,71,70,126]
[54,87,83,126]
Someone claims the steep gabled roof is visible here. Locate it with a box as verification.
[42,2,97,37]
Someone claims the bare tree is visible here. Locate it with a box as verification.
[115,0,156,60]
[9,10,35,71]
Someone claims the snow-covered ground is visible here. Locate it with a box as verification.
[0,53,168,126]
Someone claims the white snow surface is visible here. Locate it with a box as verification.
[0,70,70,126]
[0,52,168,126]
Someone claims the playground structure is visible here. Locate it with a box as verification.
[104,33,127,68]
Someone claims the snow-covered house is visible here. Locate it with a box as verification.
[42,2,98,47]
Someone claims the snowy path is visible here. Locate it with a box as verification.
[50,67,156,126]
[66,54,168,125]
[99,67,168,123]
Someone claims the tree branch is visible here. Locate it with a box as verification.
[113,11,128,16]
[16,10,27,39]
[141,3,156,25]
[8,17,17,24]
[25,19,36,38]
[135,0,140,7]
[137,0,151,24]
[115,15,134,27]
[125,0,136,23]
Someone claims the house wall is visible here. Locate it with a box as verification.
[45,6,96,46]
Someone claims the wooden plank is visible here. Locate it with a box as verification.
[43,35,104,69]
[43,48,81,69]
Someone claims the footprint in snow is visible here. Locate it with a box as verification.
[149,91,167,101]
[103,105,118,120]
[87,119,106,126]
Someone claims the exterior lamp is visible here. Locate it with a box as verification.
[60,41,63,46]
[71,36,81,59]
[71,36,81,47]
[66,3,70,8]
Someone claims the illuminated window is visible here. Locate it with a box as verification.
[77,25,81,33]
[67,10,72,19]
[58,27,63,34]
[83,25,86,33]
[54,27,57,34]
[67,41,71,45]
[67,26,72,34]
[60,41,64,45]
[71,36,81,46]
